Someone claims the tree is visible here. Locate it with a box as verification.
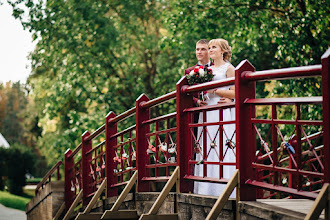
[7,0,329,165]
[0,82,47,177]
[8,0,181,164]
[0,144,35,195]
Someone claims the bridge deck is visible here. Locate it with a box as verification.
[258,199,325,219]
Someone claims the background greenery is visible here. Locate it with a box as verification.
[0,190,31,211]
[0,0,329,189]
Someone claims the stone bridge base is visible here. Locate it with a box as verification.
[26,183,319,219]
[26,181,64,220]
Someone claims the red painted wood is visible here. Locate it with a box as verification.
[184,77,235,93]
[85,124,105,141]
[64,149,75,211]
[108,107,136,124]
[235,59,257,201]
[271,105,278,186]
[136,94,151,192]
[245,97,322,105]
[242,65,321,81]
[252,163,324,178]
[105,111,118,197]
[245,179,318,199]
[176,76,194,193]
[81,131,93,206]
[184,175,229,184]
[141,91,176,108]
[321,48,330,184]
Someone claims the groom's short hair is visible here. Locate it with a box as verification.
[196,39,209,44]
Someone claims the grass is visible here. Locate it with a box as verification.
[0,190,30,211]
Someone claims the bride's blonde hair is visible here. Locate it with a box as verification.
[208,38,232,62]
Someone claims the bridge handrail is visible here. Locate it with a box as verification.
[141,91,176,109]
[183,77,235,94]
[85,124,105,142]
[108,107,136,124]
[69,143,82,159]
[242,64,322,81]
[35,160,62,195]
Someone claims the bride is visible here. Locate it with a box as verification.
[193,38,236,197]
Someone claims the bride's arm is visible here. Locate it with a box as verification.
[213,65,235,99]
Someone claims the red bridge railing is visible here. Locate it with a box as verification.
[241,64,324,199]
[35,160,62,195]
[38,49,329,209]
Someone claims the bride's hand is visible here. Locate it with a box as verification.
[218,98,233,103]
[197,100,207,106]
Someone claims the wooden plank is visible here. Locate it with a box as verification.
[147,167,179,216]
[102,210,139,219]
[111,171,138,211]
[305,183,329,220]
[53,202,65,220]
[139,213,178,220]
[75,213,103,220]
[63,190,83,220]
[101,171,138,219]
[206,170,239,220]
[83,178,107,214]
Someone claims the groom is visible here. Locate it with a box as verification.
[184,39,212,106]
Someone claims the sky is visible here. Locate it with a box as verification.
[0,2,36,84]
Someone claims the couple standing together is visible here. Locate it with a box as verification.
[185,39,236,197]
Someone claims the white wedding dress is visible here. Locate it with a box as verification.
[193,62,236,197]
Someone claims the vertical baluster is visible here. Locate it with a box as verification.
[219,107,224,179]
[235,60,256,201]
[136,94,151,192]
[296,104,302,191]
[155,121,159,177]
[57,165,61,180]
[176,77,194,193]
[64,149,75,211]
[321,49,330,185]
[120,134,124,183]
[129,130,133,178]
[272,104,278,186]
[82,131,92,206]
[105,111,118,197]
[202,110,207,178]
[166,117,170,176]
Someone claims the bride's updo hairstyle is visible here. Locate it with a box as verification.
[208,38,232,62]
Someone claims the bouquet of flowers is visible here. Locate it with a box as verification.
[186,66,214,85]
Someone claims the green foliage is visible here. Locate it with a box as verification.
[7,0,329,166]
[0,144,35,196]
[0,190,30,211]
[0,82,49,177]
[0,82,28,145]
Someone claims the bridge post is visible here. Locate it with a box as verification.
[322,48,330,184]
[176,76,194,193]
[81,131,92,206]
[64,149,75,211]
[105,111,118,197]
[235,60,257,201]
[136,94,150,192]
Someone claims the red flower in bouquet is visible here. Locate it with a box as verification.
[186,66,214,85]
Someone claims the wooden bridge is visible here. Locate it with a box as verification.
[28,49,330,220]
